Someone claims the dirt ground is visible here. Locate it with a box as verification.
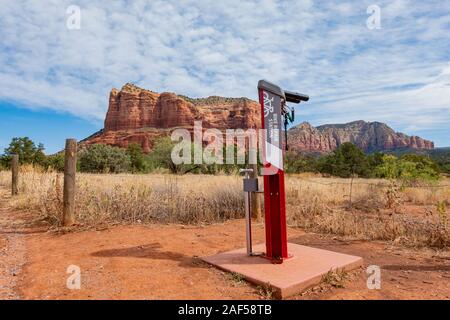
[0,187,449,300]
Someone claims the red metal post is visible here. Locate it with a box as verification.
[258,84,289,262]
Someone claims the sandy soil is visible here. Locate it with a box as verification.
[0,190,28,299]
[0,187,449,300]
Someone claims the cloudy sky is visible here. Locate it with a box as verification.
[0,0,449,153]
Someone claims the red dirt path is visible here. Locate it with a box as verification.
[0,188,449,300]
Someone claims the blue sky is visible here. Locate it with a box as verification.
[1,0,449,153]
[0,102,99,154]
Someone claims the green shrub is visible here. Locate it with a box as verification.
[375,154,439,182]
[78,144,131,173]
[316,142,369,178]
[44,153,65,171]
[2,137,46,166]
[285,151,319,174]
[126,143,146,172]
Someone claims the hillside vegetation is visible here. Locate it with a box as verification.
[1,137,448,178]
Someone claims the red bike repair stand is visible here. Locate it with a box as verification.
[258,79,306,263]
[202,80,363,299]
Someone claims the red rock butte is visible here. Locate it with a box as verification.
[82,83,434,153]
[83,83,260,153]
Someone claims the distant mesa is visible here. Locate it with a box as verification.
[288,120,434,153]
[82,83,434,154]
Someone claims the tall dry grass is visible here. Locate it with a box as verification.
[285,175,449,248]
[0,168,243,225]
[0,168,448,247]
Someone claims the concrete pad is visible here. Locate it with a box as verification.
[202,243,363,299]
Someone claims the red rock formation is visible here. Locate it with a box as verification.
[83,84,434,153]
[288,120,434,153]
[83,83,261,153]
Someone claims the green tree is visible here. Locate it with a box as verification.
[220,144,251,175]
[440,163,450,174]
[126,143,145,172]
[400,154,440,174]
[146,137,199,174]
[146,137,176,172]
[367,151,384,176]
[375,154,399,179]
[428,149,450,174]
[44,153,65,171]
[78,144,131,173]
[0,156,8,169]
[285,151,319,174]
[375,154,439,182]
[34,143,46,165]
[2,137,46,166]
[317,142,369,178]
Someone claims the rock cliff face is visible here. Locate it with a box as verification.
[288,120,434,153]
[84,83,260,152]
[83,84,434,153]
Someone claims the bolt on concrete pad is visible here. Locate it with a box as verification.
[202,243,363,299]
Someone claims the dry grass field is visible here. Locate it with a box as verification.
[286,175,449,248]
[1,167,449,300]
[0,167,448,248]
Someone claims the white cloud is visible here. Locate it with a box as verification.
[0,0,449,144]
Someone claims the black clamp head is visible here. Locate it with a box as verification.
[284,90,309,104]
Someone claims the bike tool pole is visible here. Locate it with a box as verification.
[240,168,256,256]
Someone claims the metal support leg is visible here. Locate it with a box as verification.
[244,188,252,255]
[240,168,259,257]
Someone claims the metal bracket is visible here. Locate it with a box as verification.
[239,168,257,256]
[243,178,258,192]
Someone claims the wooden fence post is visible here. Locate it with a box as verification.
[11,154,19,196]
[63,139,77,226]
[250,163,261,221]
